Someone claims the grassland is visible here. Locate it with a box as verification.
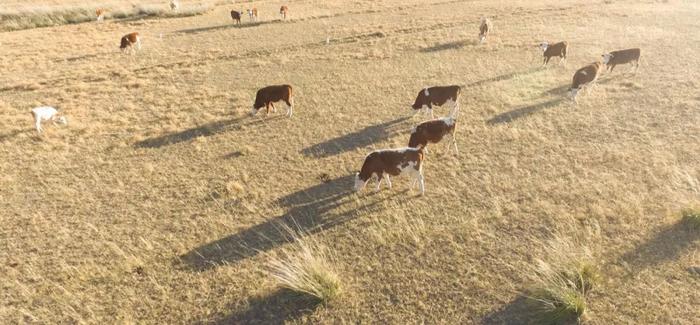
[1,0,699,323]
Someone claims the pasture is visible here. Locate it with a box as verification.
[1,0,699,323]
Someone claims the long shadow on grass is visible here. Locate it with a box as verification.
[481,296,534,325]
[619,220,699,271]
[465,67,541,88]
[420,40,474,53]
[135,115,282,148]
[180,175,391,271]
[300,116,411,158]
[176,20,280,34]
[211,289,320,325]
[486,98,565,125]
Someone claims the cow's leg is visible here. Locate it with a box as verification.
[270,102,276,113]
[265,103,270,116]
[384,175,392,189]
[35,120,43,133]
[284,99,293,117]
[609,64,616,73]
[542,57,547,67]
[446,129,458,155]
[428,104,434,119]
[375,173,383,192]
[543,56,550,67]
[416,170,425,195]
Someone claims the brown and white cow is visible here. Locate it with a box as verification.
[354,147,425,194]
[411,85,461,118]
[479,17,491,43]
[602,48,641,73]
[170,0,179,11]
[569,62,603,102]
[247,8,258,21]
[252,85,294,117]
[280,6,289,20]
[231,10,242,24]
[539,41,568,66]
[96,8,105,22]
[408,116,458,154]
[120,32,141,54]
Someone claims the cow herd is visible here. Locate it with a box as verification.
[29,4,643,196]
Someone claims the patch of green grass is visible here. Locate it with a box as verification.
[682,208,700,230]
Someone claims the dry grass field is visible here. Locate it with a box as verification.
[1,0,699,323]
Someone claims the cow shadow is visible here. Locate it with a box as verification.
[481,295,535,325]
[209,289,320,325]
[176,20,279,34]
[487,98,565,125]
[135,115,283,149]
[619,219,699,272]
[300,116,411,158]
[180,174,388,271]
[0,129,28,142]
[420,40,473,53]
[465,67,541,88]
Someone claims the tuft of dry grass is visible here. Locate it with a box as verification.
[268,227,342,304]
[0,3,211,32]
[682,208,700,230]
[524,235,600,324]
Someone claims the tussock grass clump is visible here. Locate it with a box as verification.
[269,230,342,304]
[0,4,211,32]
[525,235,600,324]
[682,208,700,230]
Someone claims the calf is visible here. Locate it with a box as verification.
[479,17,491,43]
[411,85,461,118]
[31,106,67,134]
[247,8,258,21]
[120,32,141,54]
[96,8,105,22]
[280,5,289,20]
[170,0,179,11]
[539,41,568,66]
[252,85,294,117]
[408,116,458,154]
[231,10,242,24]
[354,147,425,194]
[569,62,603,102]
[602,48,641,73]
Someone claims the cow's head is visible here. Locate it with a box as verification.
[538,42,549,51]
[601,53,613,65]
[353,172,368,192]
[56,116,68,125]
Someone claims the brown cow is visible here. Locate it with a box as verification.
[170,0,179,11]
[569,62,603,102]
[602,48,641,73]
[247,8,258,21]
[539,41,568,66]
[231,10,242,24]
[479,17,491,43]
[96,8,105,22]
[408,116,458,154]
[252,85,294,117]
[354,147,425,194]
[120,32,141,54]
[411,85,461,118]
[280,5,289,20]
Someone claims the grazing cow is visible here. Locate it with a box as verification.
[96,8,105,22]
[539,41,568,66]
[280,5,289,20]
[31,106,67,134]
[569,62,603,102]
[354,147,425,194]
[479,17,491,43]
[252,85,294,117]
[602,48,641,73]
[170,0,179,11]
[247,8,258,21]
[231,10,242,24]
[408,116,458,154]
[411,85,461,118]
[120,32,141,54]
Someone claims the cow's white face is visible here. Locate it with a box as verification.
[56,116,68,125]
[539,42,548,51]
[602,53,613,65]
[569,88,579,100]
[250,106,259,116]
[354,173,366,192]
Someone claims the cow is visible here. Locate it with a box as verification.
[247,8,258,21]
[170,0,179,11]
[539,41,568,66]
[408,116,458,154]
[569,62,603,102]
[96,8,105,22]
[31,106,67,134]
[231,10,242,24]
[602,48,641,73]
[251,85,294,117]
[479,17,491,43]
[411,85,461,118]
[120,32,141,54]
[280,5,289,20]
[354,147,425,195]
